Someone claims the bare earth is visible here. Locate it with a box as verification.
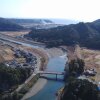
[0,31,30,37]
[21,78,47,100]
[46,47,65,58]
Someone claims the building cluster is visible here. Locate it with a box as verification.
[83,68,97,76]
[5,49,37,70]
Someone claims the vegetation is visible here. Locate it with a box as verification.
[25,19,100,49]
[69,58,84,75]
[0,63,31,94]
[62,59,100,100]
[19,73,40,94]
[0,63,40,100]
[61,79,100,100]
[0,18,24,31]
[0,74,40,100]
[0,92,22,100]
[64,58,84,81]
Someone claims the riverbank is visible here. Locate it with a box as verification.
[63,45,82,62]
[46,47,65,58]
[57,45,85,100]
[22,78,47,100]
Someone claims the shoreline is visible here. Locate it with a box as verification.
[21,78,47,100]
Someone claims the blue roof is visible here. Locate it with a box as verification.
[98,87,100,91]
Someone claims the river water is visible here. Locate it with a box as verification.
[29,53,67,100]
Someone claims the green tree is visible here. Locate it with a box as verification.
[0,63,31,94]
[61,79,100,100]
[69,58,84,75]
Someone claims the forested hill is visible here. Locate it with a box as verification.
[6,18,55,29]
[0,18,24,31]
[25,19,100,49]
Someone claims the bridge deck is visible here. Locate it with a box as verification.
[38,71,64,75]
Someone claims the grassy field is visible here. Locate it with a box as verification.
[80,48,100,83]
[0,44,14,62]
[0,31,30,37]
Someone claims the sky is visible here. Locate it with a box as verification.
[0,0,100,22]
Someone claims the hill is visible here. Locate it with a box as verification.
[25,19,100,49]
[7,18,53,24]
[6,18,77,29]
[7,18,54,29]
[0,18,24,31]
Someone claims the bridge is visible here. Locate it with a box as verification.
[38,71,65,80]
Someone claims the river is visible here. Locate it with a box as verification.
[28,51,67,100]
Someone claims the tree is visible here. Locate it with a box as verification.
[12,92,19,100]
[69,58,84,75]
[61,79,100,100]
[0,63,31,94]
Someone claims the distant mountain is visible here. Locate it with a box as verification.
[0,18,76,30]
[6,18,78,29]
[25,19,100,49]
[0,18,24,31]
[7,18,54,28]
[7,18,78,25]
[7,18,53,24]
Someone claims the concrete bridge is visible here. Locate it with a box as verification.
[38,71,65,80]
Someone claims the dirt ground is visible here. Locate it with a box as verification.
[46,47,65,58]
[80,48,100,83]
[0,31,30,37]
[66,45,100,83]
[80,48,100,69]
[0,44,14,62]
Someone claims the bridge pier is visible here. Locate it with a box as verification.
[56,74,57,80]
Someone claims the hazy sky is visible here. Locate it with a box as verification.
[0,0,100,22]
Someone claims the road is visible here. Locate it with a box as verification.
[0,33,45,47]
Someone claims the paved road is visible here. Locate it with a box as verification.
[0,33,45,47]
